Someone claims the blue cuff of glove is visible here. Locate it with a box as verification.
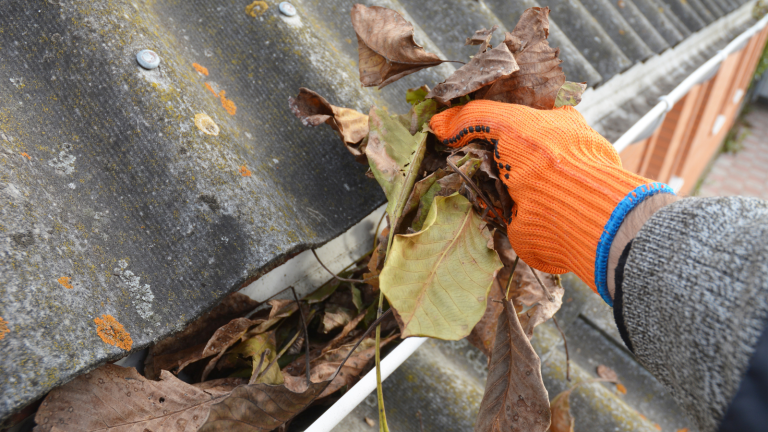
[595,182,676,306]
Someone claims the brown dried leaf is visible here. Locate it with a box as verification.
[468,232,528,357]
[323,311,366,354]
[427,43,518,105]
[289,88,369,163]
[309,335,398,398]
[198,380,329,432]
[548,388,576,432]
[596,364,620,384]
[478,7,565,110]
[466,24,499,46]
[474,300,550,432]
[555,82,588,108]
[145,292,260,379]
[151,343,207,375]
[467,269,505,358]
[33,365,228,432]
[490,232,564,339]
[516,272,564,339]
[321,304,355,334]
[194,377,248,392]
[168,317,255,379]
[351,5,447,88]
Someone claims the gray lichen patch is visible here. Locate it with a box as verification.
[47,144,76,175]
[114,260,155,323]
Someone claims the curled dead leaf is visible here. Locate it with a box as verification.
[351,4,448,88]
[474,299,550,432]
[477,7,565,110]
[548,388,576,432]
[427,43,518,105]
[306,334,398,398]
[33,365,228,432]
[289,88,369,162]
[466,24,499,46]
[596,364,619,383]
[321,304,355,334]
[198,380,330,432]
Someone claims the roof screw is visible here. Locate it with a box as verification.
[278,2,297,17]
[136,49,160,70]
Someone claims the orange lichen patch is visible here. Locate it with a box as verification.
[654,424,662,431]
[205,82,218,96]
[192,63,209,76]
[20,152,31,160]
[194,113,220,136]
[94,314,132,350]
[245,0,268,17]
[677,429,689,432]
[239,165,252,177]
[0,317,9,341]
[219,90,237,115]
[616,383,627,394]
[57,276,73,289]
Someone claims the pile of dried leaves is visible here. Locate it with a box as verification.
[28,5,595,432]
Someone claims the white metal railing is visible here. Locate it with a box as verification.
[301,11,768,432]
[613,12,768,154]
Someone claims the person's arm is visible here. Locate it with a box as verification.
[612,196,768,432]
[429,101,768,432]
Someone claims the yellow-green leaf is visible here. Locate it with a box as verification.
[380,193,503,339]
[228,332,283,385]
[406,85,430,105]
[366,106,428,231]
[554,81,587,108]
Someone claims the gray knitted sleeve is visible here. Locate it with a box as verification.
[621,196,768,432]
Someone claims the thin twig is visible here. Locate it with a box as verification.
[291,287,312,386]
[311,249,378,283]
[323,309,392,388]
[292,309,395,413]
[249,349,270,384]
[446,158,506,227]
[530,267,555,302]
[416,411,424,432]
[552,315,570,382]
[505,256,520,299]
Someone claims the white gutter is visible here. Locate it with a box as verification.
[613,12,768,153]
[304,337,428,432]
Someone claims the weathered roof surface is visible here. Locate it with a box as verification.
[0,0,756,420]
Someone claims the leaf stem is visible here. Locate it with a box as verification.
[372,210,387,250]
[250,350,270,384]
[311,249,378,283]
[552,315,570,381]
[505,256,519,299]
[530,267,555,302]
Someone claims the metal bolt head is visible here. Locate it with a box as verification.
[136,49,160,70]
[278,2,297,17]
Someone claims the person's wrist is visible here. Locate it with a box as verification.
[606,193,680,300]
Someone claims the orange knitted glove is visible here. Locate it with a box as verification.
[429,100,674,305]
